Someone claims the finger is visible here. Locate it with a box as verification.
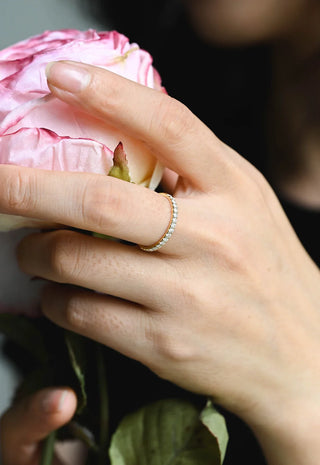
[0,165,186,253]
[0,388,77,465]
[161,168,179,194]
[46,61,233,190]
[42,285,207,396]
[17,229,172,307]
[41,285,160,368]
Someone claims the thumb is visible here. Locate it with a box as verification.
[0,387,77,465]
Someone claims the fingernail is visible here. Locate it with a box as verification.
[41,388,71,414]
[45,61,91,93]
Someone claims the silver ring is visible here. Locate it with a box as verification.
[139,193,178,252]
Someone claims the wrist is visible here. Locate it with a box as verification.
[247,394,320,465]
[240,286,320,465]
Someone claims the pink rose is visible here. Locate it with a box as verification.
[0,29,163,315]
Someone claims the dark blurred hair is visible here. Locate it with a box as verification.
[80,0,182,52]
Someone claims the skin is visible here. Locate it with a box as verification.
[0,61,319,465]
[0,388,77,465]
[2,1,320,463]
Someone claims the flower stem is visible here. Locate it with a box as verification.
[96,345,110,465]
[40,430,56,465]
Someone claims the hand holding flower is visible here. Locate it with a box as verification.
[1,50,320,465]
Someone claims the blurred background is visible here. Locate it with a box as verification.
[0,0,107,418]
[0,0,106,49]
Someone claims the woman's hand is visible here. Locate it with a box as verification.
[0,388,77,465]
[1,61,320,464]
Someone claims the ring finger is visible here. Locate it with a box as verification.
[17,229,178,308]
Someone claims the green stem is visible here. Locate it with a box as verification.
[96,345,110,465]
[40,430,56,465]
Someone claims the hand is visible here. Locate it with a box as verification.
[1,61,320,464]
[0,388,77,465]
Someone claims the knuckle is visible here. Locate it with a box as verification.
[6,170,36,212]
[240,162,273,203]
[211,226,246,268]
[251,166,269,190]
[47,231,84,281]
[247,166,270,197]
[80,178,124,233]
[222,145,272,202]
[64,294,86,330]
[157,335,194,364]
[153,95,195,147]
[47,232,71,277]
[195,216,250,273]
[147,319,195,369]
[254,171,278,205]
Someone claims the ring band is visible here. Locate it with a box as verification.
[139,193,178,252]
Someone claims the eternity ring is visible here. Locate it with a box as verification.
[139,193,178,252]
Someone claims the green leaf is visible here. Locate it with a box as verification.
[200,400,228,463]
[109,398,227,465]
[64,330,87,414]
[108,142,131,182]
[0,314,48,364]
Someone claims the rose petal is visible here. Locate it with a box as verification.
[0,31,155,94]
[0,126,114,173]
[1,96,163,187]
